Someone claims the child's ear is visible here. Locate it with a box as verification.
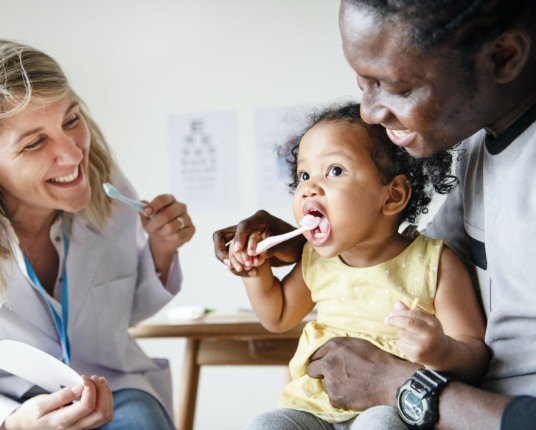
[382,174,411,216]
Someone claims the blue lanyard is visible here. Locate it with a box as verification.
[23,223,71,366]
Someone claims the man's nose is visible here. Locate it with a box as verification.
[358,81,391,126]
[360,89,391,124]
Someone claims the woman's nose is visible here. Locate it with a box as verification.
[53,135,83,166]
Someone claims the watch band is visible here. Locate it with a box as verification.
[397,369,452,429]
[413,368,451,393]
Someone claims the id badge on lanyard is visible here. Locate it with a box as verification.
[23,221,71,366]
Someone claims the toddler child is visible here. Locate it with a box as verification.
[228,102,488,429]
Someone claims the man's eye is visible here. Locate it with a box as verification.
[385,86,411,97]
[298,171,310,181]
[327,166,343,177]
[395,89,411,97]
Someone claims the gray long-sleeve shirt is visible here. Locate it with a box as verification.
[426,104,536,396]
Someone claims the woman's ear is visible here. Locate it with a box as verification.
[382,174,411,217]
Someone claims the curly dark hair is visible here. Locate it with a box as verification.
[278,102,458,224]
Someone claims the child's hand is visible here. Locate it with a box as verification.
[385,301,450,369]
[227,232,267,274]
[213,210,304,276]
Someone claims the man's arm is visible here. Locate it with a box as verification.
[306,337,517,429]
[437,381,510,429]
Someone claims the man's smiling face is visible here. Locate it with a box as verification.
[339,2,497,157]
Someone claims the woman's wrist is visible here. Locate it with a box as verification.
[152,249,177,286]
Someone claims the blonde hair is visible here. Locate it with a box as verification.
[0,40,117,299]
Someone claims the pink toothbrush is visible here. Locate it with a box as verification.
[254,214,321,256]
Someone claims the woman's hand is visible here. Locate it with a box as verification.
[213,210,305,277]
[4,375,113,430]
[385,301,450,368]
[141,194,195,282]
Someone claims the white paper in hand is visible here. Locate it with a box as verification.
[0,340,82,392]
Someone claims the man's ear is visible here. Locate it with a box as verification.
[487,29,531,83]
[382,174,411,217]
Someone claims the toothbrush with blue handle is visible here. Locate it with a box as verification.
[102,182,146,212]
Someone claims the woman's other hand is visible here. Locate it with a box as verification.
[141,194,195,281]
[213,210,305,277]
[4,375,113,430]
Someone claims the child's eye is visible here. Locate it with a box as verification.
[327,166,343,177]
[298,171,310,181]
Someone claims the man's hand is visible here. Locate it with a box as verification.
[213,210,305,277]
[306,337,418,410]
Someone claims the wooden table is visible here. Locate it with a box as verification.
[130,311,307,430]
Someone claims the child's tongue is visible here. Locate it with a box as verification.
[313,216,330,239]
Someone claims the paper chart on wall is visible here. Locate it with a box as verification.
[168,111,239,212]
[254,105,313,208]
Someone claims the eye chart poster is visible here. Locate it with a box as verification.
[254,105,313,208]
[168,111,239,212]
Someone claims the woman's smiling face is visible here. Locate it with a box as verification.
[339,2,497,157]
[0,96,92,218]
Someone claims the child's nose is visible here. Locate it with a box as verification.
[302,180,323,198]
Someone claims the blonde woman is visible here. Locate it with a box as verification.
[0,40,194,429]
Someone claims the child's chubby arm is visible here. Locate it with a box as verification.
[385,247,489,384]
[229,240,314,333]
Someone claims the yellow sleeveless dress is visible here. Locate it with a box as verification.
[278,235,444,423]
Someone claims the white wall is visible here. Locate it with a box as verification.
[1,1,443,428]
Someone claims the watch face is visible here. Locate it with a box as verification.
[399,390,425,423]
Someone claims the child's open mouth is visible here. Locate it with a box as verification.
[304,207,331,245]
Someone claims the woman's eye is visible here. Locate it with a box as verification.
[298,171,310,181]
[327,166,343,177]
[64,114,79,128]
[24,136,46,151]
